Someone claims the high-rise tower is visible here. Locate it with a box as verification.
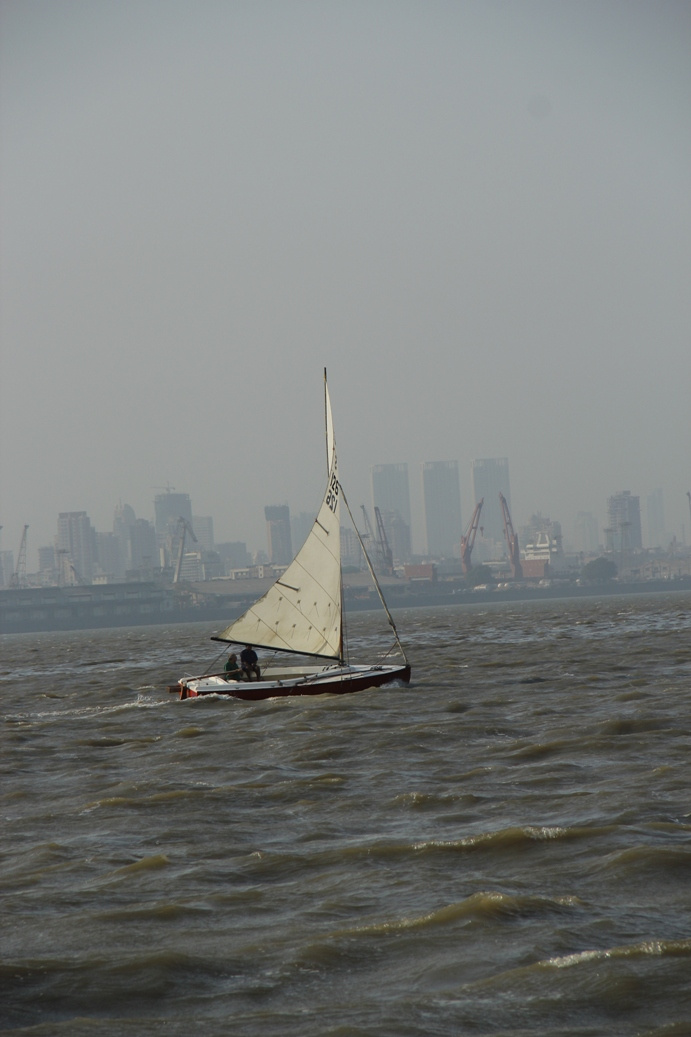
[606,491,642,551]
[154,491,193,536]
[265,505,293,565]
[57,511,96,583]
[471,458,511,547]
[371,463,411,562]
[421,461,461,558]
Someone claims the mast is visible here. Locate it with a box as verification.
[324,367,329,475]
[341,489,408,664]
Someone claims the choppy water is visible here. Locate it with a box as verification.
[2,592,691,1036]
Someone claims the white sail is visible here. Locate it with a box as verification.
[216,379,342,659]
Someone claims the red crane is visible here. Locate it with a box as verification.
[499,493,523,579]
[460,499,484,574]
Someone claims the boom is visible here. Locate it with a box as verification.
[374,506,394,575]
[173,517,198,583]
[460,499,483,574]
[499,493,523,579]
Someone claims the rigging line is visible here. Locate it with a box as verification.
[203,644,229,677]
[340,484,409,664]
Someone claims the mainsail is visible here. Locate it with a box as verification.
[215,375,342,660]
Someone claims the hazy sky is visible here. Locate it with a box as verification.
[2,0,690,564]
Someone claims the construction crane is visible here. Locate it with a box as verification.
[374,506,394,575]
[360,505,389,575]
[460,499,484,574]
[360,505,375,542]
[69,562,88,586]
[499,493,523,579]
[173,517,198,583]
[10,525,29,589]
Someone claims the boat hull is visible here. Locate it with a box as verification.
[175,663,411,701]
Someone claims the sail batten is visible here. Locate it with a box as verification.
[215,380,342,660]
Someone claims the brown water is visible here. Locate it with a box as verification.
[2,592,691,1036]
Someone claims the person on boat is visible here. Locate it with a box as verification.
[223,652,242,680]
[240,645,261,681]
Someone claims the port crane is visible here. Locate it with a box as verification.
[173,517,198,583]
[499,493,523,579]
[460,499,484,574]
[374,506,394,575]
[10,525,29,589]
[69,562,88,586]
[360,505,393,575]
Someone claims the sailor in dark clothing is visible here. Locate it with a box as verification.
[240,645,261,681]
[224,652,242,680]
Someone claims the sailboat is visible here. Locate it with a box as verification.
[173,371,411,701]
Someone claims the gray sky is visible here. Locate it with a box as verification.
[2,0,690,564]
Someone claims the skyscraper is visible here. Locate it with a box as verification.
[193,516,215,552]
[113,503,136,570]
[606,491,642,551]
[471,458,511,546]
[154,491,193,536]
[57,511,96,583]
[421,461,461,558]
[130,519,158,573]
[371,463,411,561]
[265,505,293,565]
[371,464,410,527]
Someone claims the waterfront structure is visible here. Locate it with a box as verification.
[57,511,96,584]
[521,514,566,573]
[371,463,411,562]
[265,505,293,565]
[0,550,13,589]
[471,458,511,548]
[606,491,642,552]
[421,461,461,558]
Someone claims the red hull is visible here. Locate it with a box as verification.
[177,664,411,701]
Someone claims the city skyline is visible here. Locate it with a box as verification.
[0,467,684,582]
[2,3,689,568]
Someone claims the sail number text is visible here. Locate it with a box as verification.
[325,474,339,513]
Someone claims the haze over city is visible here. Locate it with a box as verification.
[2,0,690,570]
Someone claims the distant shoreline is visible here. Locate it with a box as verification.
[1,577,689,635]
